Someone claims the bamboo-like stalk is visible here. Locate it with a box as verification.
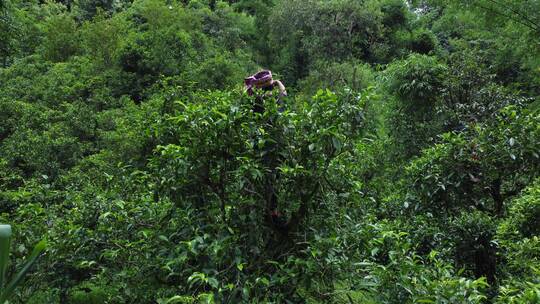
[0,239,46,304]
[0,225,12,291]
[0,224,46,304]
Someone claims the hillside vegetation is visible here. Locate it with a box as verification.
[0,0,539,303]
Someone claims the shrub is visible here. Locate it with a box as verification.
[410,29,438,55]
[497,179,540,279]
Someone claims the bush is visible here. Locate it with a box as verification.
[497,179,540,279]
[384,54,448,158]
[410,28,438,54]
[39,13,80,62]
[148,87,372,302]
[385,54,447,108]
[298,60,374,96]
[405,106,540,215]
[355,222,488,303]
[449,211,497,283]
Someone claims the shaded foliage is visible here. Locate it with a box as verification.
[0,0,539,303]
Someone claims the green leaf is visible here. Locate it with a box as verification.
[207,277,219,289]
[258,278,270,286]
[187,272,205,284]
[332,137,342,151]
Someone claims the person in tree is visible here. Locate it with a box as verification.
[244,70,287,113]
[244,70,288,232]
[244,70,287,97]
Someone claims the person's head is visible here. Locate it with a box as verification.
[245,70,273,94]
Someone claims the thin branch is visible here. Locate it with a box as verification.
[485,0,540,30]
[472,1,539,32]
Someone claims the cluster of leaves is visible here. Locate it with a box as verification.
[405,106,540,215]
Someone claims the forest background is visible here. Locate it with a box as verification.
[0,0,539,303]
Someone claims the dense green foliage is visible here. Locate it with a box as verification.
[0,0,539,303]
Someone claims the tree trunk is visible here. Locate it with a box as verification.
[490,178,504,215]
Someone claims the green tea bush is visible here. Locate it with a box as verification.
[384,54,448,158]
[405,106,540,215]
[148,87,372,302]
[497,179,540,279]
[354,222,488,304]
[410,28,438,55]
[298,60,375,96]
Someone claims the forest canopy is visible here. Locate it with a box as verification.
[0,0,539,303]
